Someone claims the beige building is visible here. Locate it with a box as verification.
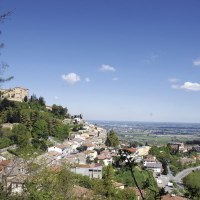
[0,87,29,102]
[136,146,151,156]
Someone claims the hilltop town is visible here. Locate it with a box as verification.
[0,87,200,200]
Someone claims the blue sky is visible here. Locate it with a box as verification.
[1,0,200,123]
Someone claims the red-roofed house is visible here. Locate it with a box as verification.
[121,148,138,158]
[97,152,113,166]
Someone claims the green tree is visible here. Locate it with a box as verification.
[20,109,31,128]
[11,124,31,148]
[0,137,12,148]
[160,158,168,175]
[5,107,20,123]
[105,130,119,147]
[23,96,28,102]
[53,123,70,141]
[30,110,39,126]
[51,104,68,119]
[32,119,48,139]
[31,138,47,151]
[29,94,38,103]
[0,98,16,112]
[183,170,200,199]
[118,149,145,200]
[38,96,46,106]
[25,166,75,200]
[115,188,136,200]
[103,165,115,198]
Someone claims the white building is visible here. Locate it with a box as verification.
[48,145,67,154]
[144,162,162,174]
[71,163,102,179]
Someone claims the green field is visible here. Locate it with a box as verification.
[119,132,200,145]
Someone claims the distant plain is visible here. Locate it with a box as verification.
[90,120,200,145]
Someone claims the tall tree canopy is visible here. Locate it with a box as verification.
[51,104,69,119]
[105,130,119,147]
[183,170,200,199]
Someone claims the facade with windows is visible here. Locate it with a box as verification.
[71,163,102,179]
[0,87,29,102]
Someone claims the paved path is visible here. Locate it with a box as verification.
[157,166,200,193]
[172,166,200,183]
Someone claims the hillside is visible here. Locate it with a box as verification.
[0,95,80,156]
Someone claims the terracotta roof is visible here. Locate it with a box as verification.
[97,154,106,160]
[84,150,96,154]
[97,153,111,160]
[76,164,91,168]
[123,148,137,153]
[0,160,11,171]
[83,143,94,147]
[102,150,110,154]
[94,163,102,167]
[0,160,11,167]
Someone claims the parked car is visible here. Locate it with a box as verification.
[167,182,173,187]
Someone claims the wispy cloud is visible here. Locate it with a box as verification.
[54,96,59,100]
[172,82,200,91]
[168,78,179,83]
[85,77,91,82]
[100,64,116,72]
[143,53,158,63]
[193,58,200,66]
[61,72,80,84]
[112,77,119,81]
[171,85,180,89]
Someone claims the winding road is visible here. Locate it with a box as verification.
[157,165,200,193]
[172,166,200,184]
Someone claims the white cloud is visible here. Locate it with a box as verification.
[172,82,200,91]
[112,77,118,81]
[61,73,80,84]
[168,78,179,83]
[85,77,90,82]
[54,96,59,100]
[100,64,116,72]
[193,58,200,66]
[180,82,200,91]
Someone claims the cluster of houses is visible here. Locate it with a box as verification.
[0,158,27,194]
[0,120,155,197]
[1,120,200,200]
[119,146,164,174]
